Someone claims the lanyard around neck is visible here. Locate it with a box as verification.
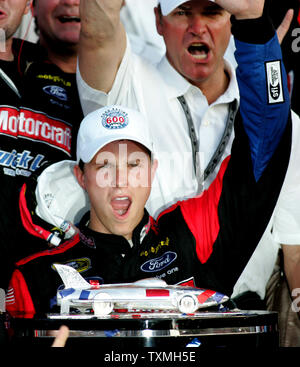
[177,96,238,190]
[0,67,21,99]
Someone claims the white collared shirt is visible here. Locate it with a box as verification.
[77,39,239,218]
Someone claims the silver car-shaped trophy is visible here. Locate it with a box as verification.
[54,264,229,316]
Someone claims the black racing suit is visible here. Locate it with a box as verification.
[6,16,292,317]
[0,39,83,289]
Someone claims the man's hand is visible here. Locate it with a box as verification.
[78,0,127,92]
[277,9,294,44]
[51,325,69,347]
[215,1,293,43]
[282,245,300,315]
[80,0,124,43]
[214,0,265,19]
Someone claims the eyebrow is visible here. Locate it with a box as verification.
[178,3,224,11]
[178,5,191,10]
[205,3,224,11]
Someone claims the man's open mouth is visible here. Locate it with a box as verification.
[111,197,132,217]
[188,43,209,60]
[58,15,81,24]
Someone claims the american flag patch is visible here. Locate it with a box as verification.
[0,288,5,312]
[5,287,15,305]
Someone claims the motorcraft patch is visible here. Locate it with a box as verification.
[140,251,177,273]
[0,106,72,156]
[101,108,128,129]
[265,60,284,104]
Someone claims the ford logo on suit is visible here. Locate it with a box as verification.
[140,252,177,273]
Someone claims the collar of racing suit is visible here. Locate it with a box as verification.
[12,38,47,71]
[77,210,153,253]
[19,177,155,252]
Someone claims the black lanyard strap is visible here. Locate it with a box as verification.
[0,67,21,99]
[204,100,238,181]
[177,96,238,188]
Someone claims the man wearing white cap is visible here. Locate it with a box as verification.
[6,9,292,315]
[77,0,239,218]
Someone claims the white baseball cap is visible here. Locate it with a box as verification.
[158,0,215,16]
[77,105,154,163]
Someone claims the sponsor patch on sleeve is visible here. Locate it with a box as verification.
[265,60,285,104]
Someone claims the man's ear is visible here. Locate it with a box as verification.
[151,158,158,184]
[74,165,86,190]
[24,0,33,15]
[154,7,164,36]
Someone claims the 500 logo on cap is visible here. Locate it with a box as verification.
[101,108,128,129]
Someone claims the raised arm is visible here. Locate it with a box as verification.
[178,0,292,296]
[216,0,290,181]
[78,0,126,93]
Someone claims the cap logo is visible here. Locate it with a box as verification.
[101,108,129,130]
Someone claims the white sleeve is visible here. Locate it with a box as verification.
[272,111,300,245]
[76,36,133,116]
[232,219,280,299]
